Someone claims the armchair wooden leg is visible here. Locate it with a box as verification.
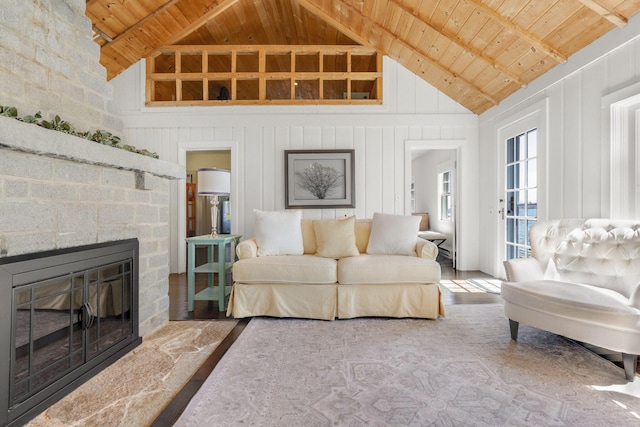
[509,319,519,341]
[622,353,637,381]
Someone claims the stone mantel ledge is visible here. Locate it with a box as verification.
[0,116,184,180]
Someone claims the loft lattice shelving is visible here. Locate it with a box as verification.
[146,45,382,106]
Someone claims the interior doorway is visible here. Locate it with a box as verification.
[408,145,459,269]
[186,150,231,236]
[175,141,238,275]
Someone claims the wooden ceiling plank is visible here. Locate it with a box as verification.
[388,0,524,86]
[404,18,428,48]
[253,0,279,45]
[298,0,498,106]
[550,7,612,54]
[86,3,129,38]
[155,0,240,48]
[465,0,567,63]
[100,0,183,49]
[446,0,476,37]
[524,1,582,40]
[577,0,627,27]
[428,0,457,30]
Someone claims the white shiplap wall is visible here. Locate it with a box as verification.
[478,15,640,278]
[110,57,479,273]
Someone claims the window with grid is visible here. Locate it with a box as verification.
[505,129,537,260]
[439,170,452,221]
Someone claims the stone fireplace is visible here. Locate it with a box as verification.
[0,116,183,425]
[0,0,184,334]
[0,0,184,422]
[0,116,183,336]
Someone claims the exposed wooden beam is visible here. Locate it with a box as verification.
[577,0,627,27]
[92,24,112,42]
[156,0,239,47]
[388,0,525,87]
[99,0,183,49]
[465,0,567,64]
[298,0,498,106]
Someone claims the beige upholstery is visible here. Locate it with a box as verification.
[338,255,440,284]
[228,283,338,320]
[338,283,444,319]
[502,218,640,380]
[228,218,444,320]
[233,255,338,284]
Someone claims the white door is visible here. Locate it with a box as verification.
[497,109,544,269]
[503,128,538,260]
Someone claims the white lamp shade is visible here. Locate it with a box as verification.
[197,168,230,195]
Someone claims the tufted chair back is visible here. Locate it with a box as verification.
[529,218,640,298]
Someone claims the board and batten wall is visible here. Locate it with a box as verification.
[478,13,640,279]
[110,57,480,273]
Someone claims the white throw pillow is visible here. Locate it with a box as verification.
[366,212,421,256]
[254,209,304,256]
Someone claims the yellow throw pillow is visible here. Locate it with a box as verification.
[313,216,360,259]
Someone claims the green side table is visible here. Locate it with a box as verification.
[186,234,241,312]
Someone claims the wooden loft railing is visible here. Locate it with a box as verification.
[145,45,382,106]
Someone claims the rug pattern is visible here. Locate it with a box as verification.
[176,304,639,426]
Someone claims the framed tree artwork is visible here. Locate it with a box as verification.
[285,149,355,209]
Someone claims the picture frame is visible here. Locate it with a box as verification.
[285,149,355,209]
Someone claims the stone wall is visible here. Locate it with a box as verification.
[0,0,122,135]
[0,0,182,335]
[0,117,184,336]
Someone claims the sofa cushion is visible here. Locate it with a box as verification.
[254,209,304,256]
[366,213,420,256]
[314,216,359,259]
[338,254,441,285]
[301,220,317,254]
[233,255,338,284]
[303,218,372,255]
[354,219,372,253]
[502,279,640,329]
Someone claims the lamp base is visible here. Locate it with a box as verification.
[210,196,220,237]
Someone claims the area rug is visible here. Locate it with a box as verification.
[27,320,238,427]
[176,305,640,426]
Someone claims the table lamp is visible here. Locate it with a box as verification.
[197,168,230,236]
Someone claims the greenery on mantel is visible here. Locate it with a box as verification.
[0,105,159,159]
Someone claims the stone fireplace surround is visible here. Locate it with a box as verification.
[0,115,185,336]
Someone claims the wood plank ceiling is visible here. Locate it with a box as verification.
[86,0,640,114]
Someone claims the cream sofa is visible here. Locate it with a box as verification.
[227,214,444,320]
[502,218,640,380]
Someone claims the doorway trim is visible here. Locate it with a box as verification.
[602,81,640,219]
[494,98,548,278]
[404,139,466,269]
[175,140,240,273]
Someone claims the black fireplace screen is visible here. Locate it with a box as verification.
[0,239,140,427]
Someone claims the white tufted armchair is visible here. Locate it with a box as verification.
[502,218,640,380]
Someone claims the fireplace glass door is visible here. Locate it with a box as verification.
[11,260,133,407]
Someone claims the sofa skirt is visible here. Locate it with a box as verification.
[227,282,445,320]
[337,283,445,319]
[227,283,338,320]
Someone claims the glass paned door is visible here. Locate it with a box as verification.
[505,129,537,260]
